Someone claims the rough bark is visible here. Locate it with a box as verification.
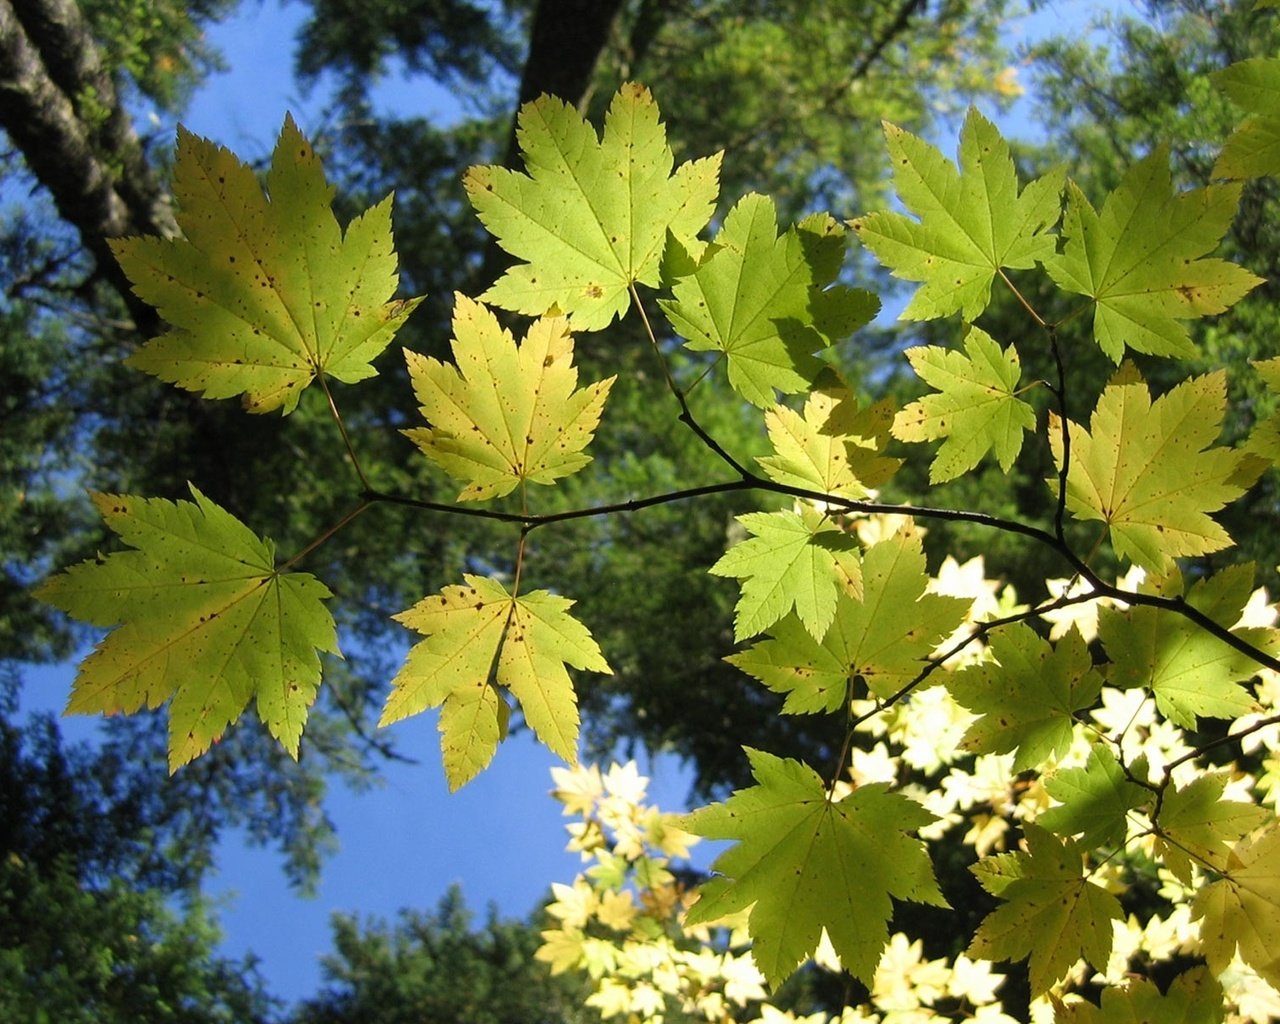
[501,0,627,168]
[0,0,172,333]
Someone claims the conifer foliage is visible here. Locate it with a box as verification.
[37,62,1280,1020]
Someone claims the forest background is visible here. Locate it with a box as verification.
[3,0,1276,1020]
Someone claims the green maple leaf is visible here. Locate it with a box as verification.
[35,487,338,771]
[1192,820,1280,988]
[660,194,878,407]
[464,83,721,331]
[892,326,1036,482]
[1098,564,1269,729]
[380,575,611,789]
[1044,150,1260,361]
[948,623,1102,772]
[969,824,1122,997]
[1154,773,1271,885]
[849,108,1064,321]
[729,528,969,711]
[1049,368,1253,572]
[1247,356,1280,462]
[1053,967,1224,1024]
[756,372,900,499]
[681,748,945,987]
[1213,57,1280,180]
[114,116,422,414]
[403,296,615,501]
[1038,745,1148,849]
[710,507,861,642]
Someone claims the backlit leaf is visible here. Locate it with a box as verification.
[1155,773,1271,886]
[35,487,338,771]
[729,528,969,711]
[1213,57,1280,179]
[1049,369,1252,572]
[661,194,878,406]
[114,116,422,413]
[969,824,1122,996]
[465,83,721,331]
[1098,564,1269,729]
[948,623,1101,772]
[710,507,861,642]
[1038,745,1147,849]
[756,372,900,500]
[849,108,1064,321]
[381,575,611,789]
[403,296,614,501]
[1192,820,1280,988]
[1044,151,1260,361]
[892,326,1036,482]
[1053,967,1224,1024]
[682,748,945,987]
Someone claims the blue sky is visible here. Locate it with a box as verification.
[20,0,1119,1006]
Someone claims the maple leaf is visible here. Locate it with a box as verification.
[756,372,900,500]
[1053,967,1224,1024]
[710,508,861,642]
[403,296,615,501]
[1038,745,1148,849]
[1192,820,1280,988]
[1043,149,1261,361]
[464,83,721,331]
[969,824,1122,997]
[892,326,1036,483]
[1049,368,1253,572]
[1154,772,1271,886]
[682,748,946,987]
[1098,564,1270,729]
[380,575,611,789]
[1213,57,1280,180]
[35,487,338,771]
[660,194,878,407]
[729,529,969,712]
[1247,356,1280,463]
[948,623,1101,772]
[848,108,1064,321]
[114,116,422,414]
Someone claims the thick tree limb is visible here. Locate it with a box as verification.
[501,0,627,168]
[0,0,171,332]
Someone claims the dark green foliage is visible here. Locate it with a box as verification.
[288,887,593,1024]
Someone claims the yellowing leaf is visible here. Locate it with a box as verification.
[380,575,611,789]
[682,748,946,988]
[849,108,1064,321]
[710,508,861,642]
[35,487,338,771]
[1099,565,1269,729]
[1192,820,1280,988]
[1247,356,1280,463]
[403,296,614,501]
[892,326,1036,483]
[1049,369,1251,572]
[1044,151,1260,361]
[114,116,422,413]
[1213,57,1280,179]
[660,194,878,407]
[969,824,1122,997]
[465,83,721,331]
[757,373,900,500]
[729,529,969,711]
[948,623,1102,772]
